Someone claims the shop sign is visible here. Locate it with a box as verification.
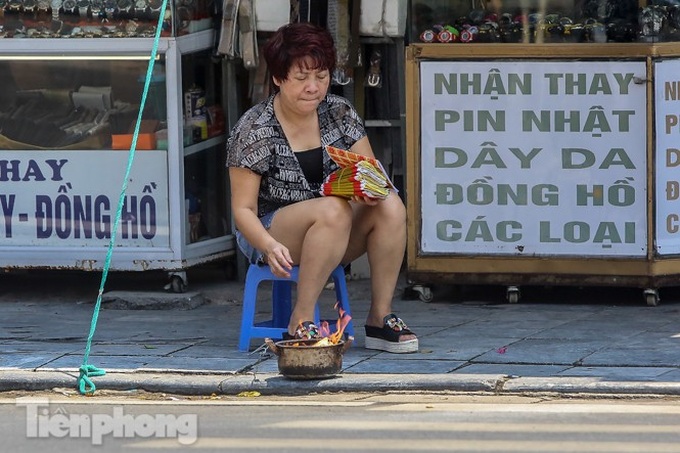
[0,151,170,247]
[655,59,680,256]
[419,61,647,257]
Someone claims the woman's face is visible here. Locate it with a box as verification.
[274,57,330,114]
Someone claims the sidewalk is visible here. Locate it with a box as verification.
[2,264,680,396]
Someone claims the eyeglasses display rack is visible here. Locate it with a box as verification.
[0,1,234,292]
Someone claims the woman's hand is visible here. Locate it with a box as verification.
[264,241,294,278]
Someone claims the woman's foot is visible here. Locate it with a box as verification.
[364,314,418,353]
[283,321,320,340]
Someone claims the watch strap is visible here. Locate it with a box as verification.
[217,0,240,56]
[238,0,258,68]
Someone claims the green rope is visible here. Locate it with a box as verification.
[77,3,169,395]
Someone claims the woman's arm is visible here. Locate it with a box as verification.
[229,167,273,253]
[348,136,375,159]
[229,167,294,273]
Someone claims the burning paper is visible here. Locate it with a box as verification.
[319,304,352,344]
[291,303,352,347]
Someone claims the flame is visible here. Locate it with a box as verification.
[319,303,351,344]
[293,303,351,347]
[314,337,333,346]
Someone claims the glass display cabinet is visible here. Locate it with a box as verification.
[0,0,214,38]
[410,0,679,44]
[0,9,234,291]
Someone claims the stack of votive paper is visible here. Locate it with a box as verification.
[320,145,394,199]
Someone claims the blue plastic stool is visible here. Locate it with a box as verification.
[238,264,354,351]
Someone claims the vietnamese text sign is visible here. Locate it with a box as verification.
[0,151,170,247]
[655,59,680,255]
[420,61,647,256]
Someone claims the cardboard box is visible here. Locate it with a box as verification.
[111,119,159,150]
[360,0,407,37]
[111,133,157,150]
[254,0,289,32]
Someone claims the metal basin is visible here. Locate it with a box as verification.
[265,336,353,380]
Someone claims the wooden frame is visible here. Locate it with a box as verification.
[405,43,680,297]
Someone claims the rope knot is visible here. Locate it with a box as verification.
[78,364,106,395]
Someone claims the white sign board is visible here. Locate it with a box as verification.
[420,60,647,257]
[655,59,680,255]
[0,151,170,247]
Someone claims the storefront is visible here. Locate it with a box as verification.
[0,0,412,288]
[405,0,680,305]
[0,0,233,291]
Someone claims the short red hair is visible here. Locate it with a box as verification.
[263,22,336,92]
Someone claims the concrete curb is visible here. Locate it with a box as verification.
[4,370,680,397]
[216,373,501,395]
[101,291,206,310]
[503,376,680,396]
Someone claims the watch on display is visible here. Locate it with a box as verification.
[176,4,191,31]
[89,0,102,17]
[459,27,476,43]
[7,0,22,12]
[50,0,61,18]
[669,6,680,31]
[116,0,130,15]
[147,0,161,15]
[606,18,636,43]
[133,0,146,17]
[639,5,665,41]
[77,0,89,17]
[103,0,116,18]
[437,28,454,43]
[148,0,160,11]
[62,0,76,14]
[23,0,37,12]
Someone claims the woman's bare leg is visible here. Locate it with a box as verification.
[268,196,353,334]
[343,192,409,329]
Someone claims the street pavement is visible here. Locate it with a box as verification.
[2,264,680,397]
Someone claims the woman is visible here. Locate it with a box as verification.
[226,22,417,354]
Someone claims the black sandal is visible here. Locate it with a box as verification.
[282,321,321,341]
[364,314,418,353]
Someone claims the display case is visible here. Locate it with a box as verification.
[0,0,215,38]
[0,29,234,290]
[410,0,680,44]
[405,2,680,306]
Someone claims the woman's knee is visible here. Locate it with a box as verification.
[316,196,353,229]
[380,193,407,225]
